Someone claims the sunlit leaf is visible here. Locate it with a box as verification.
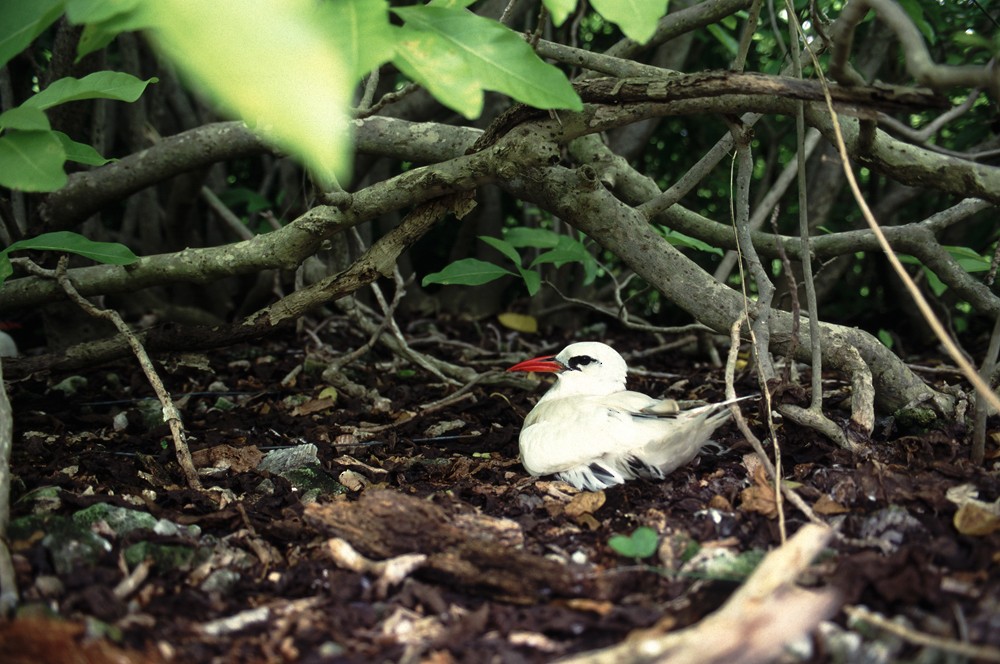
[318,0,395,79]
[590,0,668,44]
[0,0,63,69]
[3,231,139,265]
[0,131,67,192]
[144,0,353,186]
[543,0,578,26]
[22,71,157,110]
[392,5,581,118]
[422,258,514,287]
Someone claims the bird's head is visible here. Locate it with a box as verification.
[507,341,628,396]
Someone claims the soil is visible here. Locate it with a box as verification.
[3,321,1000,663]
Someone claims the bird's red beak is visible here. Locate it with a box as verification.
[507,354,565,373]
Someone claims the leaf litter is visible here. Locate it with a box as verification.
[5,325,1000,662]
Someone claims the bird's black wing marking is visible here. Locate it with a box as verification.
[625,455,665,479]
[588,462,618,482]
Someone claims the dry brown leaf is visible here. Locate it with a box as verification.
[708,494,734,511]
[813,494,850,515]
[740,464,778,518]
[564,490,606,518]
[290,397,337,416]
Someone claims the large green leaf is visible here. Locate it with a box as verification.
[3,231,139,265]
[144,0,352,186]
[54,131,113,166]
[422,259,514,287]
[22,71,157,111]
[318,0,394,79]
[0,106,51,132]
[0,0,64,69]
[0,131,67,192]
[590,0,669,44]
[392,6,581,118]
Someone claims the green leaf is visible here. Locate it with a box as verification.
[479,236,522,266]
[608,526,658,559]
[218,187,272,214]
[144,0,352,186]
[877,329,894,349]
[391,6,581,118]
[0,0,64,69]
[543,0,578,26]
[317,0,394,79]
[517,266,541,296]
[662,229,723,256]
[706,23,738,57]
[531,236,590,268]
[0,130,67,192]
[53,131,113,166]
[66,0,142,23]
[422,258,514,287]
[590,0,668,44]
[22,71,157,110]
[943,245,990,272]
[67,0,150,58]
[0,105,51,132]
[897,0,935,45]
[504,227,561,249]
[3,231,139,265]
[0,255,11,284]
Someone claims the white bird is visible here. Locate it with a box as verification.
[507,341,746,491]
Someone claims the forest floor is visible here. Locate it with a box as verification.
[3,319,1000,663]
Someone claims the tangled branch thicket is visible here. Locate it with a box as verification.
[2,1,998,438]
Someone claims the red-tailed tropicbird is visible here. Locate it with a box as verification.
[507,341,745,491]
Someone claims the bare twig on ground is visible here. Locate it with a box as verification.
[24,257,202,490]
[844,605,1000,663]
[558,524,839,664]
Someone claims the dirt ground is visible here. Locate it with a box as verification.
[3,321,1000,663]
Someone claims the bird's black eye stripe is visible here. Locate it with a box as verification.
[568,355,597,370]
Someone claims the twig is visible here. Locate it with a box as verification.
[726,317,827,529]
[804,29,1000,421]
[844,605,1000,663]
[972,314,1000,464]
[784,6,824,414]
[543,281,712,336]
[0,357,18,614]
[560,524,839,664]
[201,186,255,241]
[46,257,202,489]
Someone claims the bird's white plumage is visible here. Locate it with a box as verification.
[509,341,743,491]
